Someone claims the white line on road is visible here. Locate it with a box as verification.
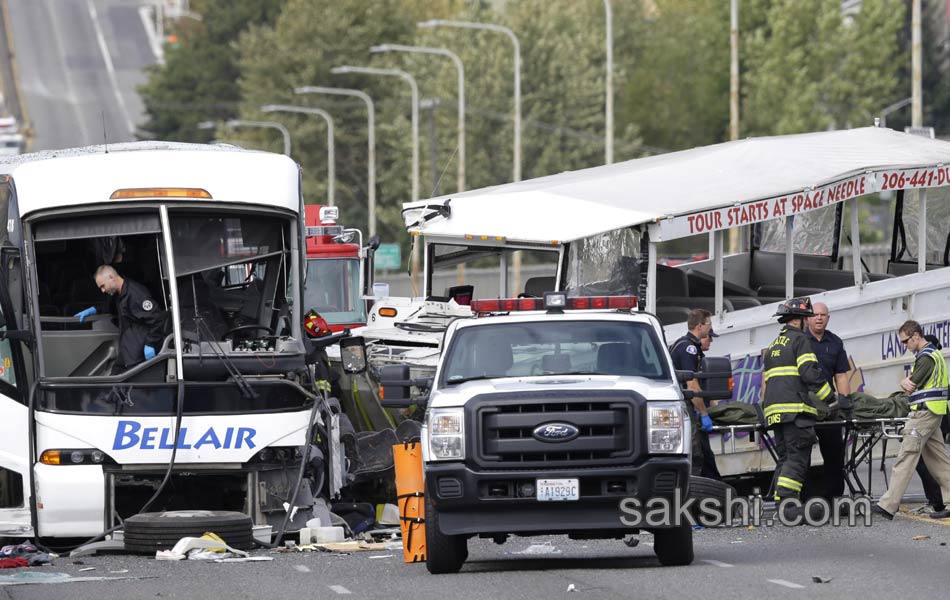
[294,565,311,572]
[329,585,352,595]
[86,0,135,137]
[768,579,805,589]
[701,559,734,568]
[138,5,164,64]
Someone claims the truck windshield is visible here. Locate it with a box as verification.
[440,320,670,384]
[304,258,366,326]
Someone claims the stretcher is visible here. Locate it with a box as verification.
[709,416,908,498]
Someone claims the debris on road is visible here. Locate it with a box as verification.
[509,542,561,555]
[912,535,931,541]
[154,534,249,561]
[812,576,833,583]
[0,541,52,566]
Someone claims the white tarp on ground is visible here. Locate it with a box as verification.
[402,127,950,244]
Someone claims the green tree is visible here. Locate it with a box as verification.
[743,0,905,135]
[137,0,285,141]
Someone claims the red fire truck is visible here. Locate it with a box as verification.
[303,205,371,331]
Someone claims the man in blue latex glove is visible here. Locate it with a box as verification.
[670,308,713,476]
[76,265,165,373]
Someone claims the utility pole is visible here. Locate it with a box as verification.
[912,0,923,128]
[730,0,739,141]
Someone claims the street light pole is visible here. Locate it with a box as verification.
[370,43,465,194]
[261,104,335,206]
[220,119,291,156]
[417,19,521,184]
[604,0,613,164]
[332,66,419,205]
[912,0,923,128]
[729,0,739,141]
[294,86,377,236]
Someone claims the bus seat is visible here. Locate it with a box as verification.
[685,269,757,297]
[657,264,689,297]
[885,261,945,276]
[755,284,825,298]
[657,296,735,314]
[656,306,690,325]
[794,268,866,291]
[523,276,555,297]
[726,296,762,310]
[750,251,832,289]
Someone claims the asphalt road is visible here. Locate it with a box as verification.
[5,0,157,151]
[0,506,948,600]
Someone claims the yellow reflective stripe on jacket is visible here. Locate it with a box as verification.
[777,476,803,492]
[796,352,818,367]
[314,380,332,392]
[815,382,832,401]
[910,347,949,415]
[764,366,799,381]
[763,403,819,417]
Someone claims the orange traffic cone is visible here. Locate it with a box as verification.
[393,441,426,563]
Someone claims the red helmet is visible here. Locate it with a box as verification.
[303,309,332,338]
[773,297,814,323]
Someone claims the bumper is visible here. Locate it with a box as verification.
[425,457,689,536]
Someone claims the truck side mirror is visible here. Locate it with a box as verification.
[340,336,367,374]
[675,370,694,384]
[379,364,430,409]
[697,356,734,401]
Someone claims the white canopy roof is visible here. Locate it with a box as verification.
[403,127,950,243]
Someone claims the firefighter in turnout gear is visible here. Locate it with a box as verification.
[763,297,833,506]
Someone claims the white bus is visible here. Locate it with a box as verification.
[0,142,345,540]
[363,125,950,479]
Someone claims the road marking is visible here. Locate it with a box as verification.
[701,559,734,568]
[768,579,804,589]
[328,585,352,595]
[138,5,164,64]
[294,565,311,572]
[898,506,950,527]
[85,0,135,137]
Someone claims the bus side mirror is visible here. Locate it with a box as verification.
[340,336,367,374]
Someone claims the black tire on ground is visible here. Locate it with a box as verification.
[424,493,468,574]
[123,510,253,554]
[653,523,694,566]
[688,476,741,526]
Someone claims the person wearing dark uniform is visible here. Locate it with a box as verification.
[670,308,713,476]
[763,297,833,511]
[806,301,851,500]
[74,265,166,373]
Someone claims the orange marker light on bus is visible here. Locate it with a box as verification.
[110,188,212,199]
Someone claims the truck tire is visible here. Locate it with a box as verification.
[123,510,253,554]
[424,493,467,574]
[689,476,740,525]
[652,523,694,566]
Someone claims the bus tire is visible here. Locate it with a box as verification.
[123,510,253,554]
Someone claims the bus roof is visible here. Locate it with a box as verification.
[402,127,950,244]
[0,141,300,217]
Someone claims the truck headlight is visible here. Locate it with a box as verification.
[648,402,685,454]
[427,408,465,461]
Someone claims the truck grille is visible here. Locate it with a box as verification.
[473,396,637,468]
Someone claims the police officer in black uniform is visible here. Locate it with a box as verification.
[805,301,851,500]
[670,308,714,476]
[763,297,833,514]
[74,265,166,373]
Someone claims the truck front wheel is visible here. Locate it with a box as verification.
[424,493,468,574]
[652,523,694,566]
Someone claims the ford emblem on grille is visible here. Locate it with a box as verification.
[532,423,580,443]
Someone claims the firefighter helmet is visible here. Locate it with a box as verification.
[773,297,814,323]
[303,309,332,338]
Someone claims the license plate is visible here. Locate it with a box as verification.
[536,478,579,502]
